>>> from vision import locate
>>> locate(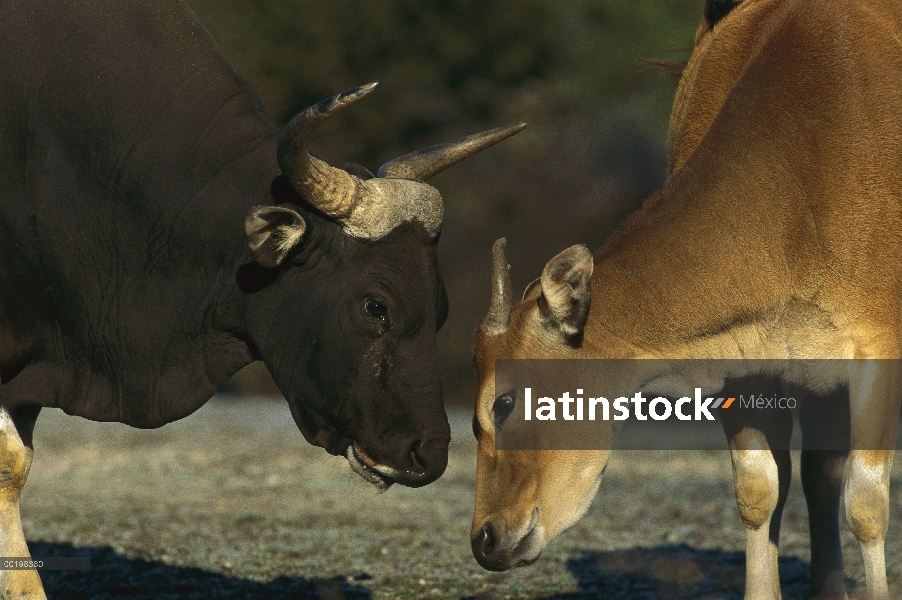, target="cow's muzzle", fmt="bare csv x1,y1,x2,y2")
472,508,544,571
